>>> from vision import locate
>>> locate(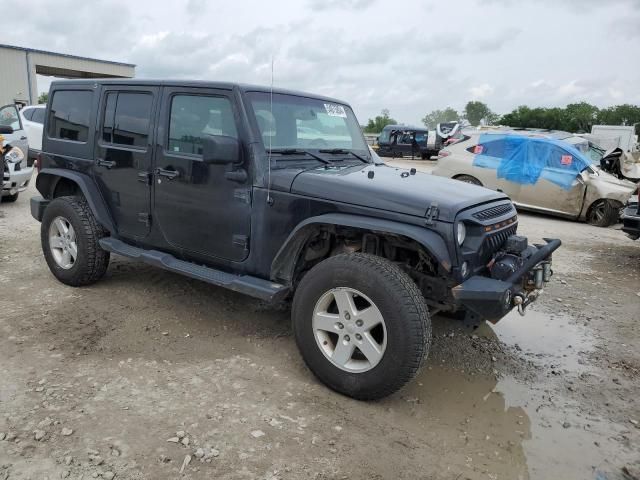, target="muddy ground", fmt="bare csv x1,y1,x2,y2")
1,173,639,480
